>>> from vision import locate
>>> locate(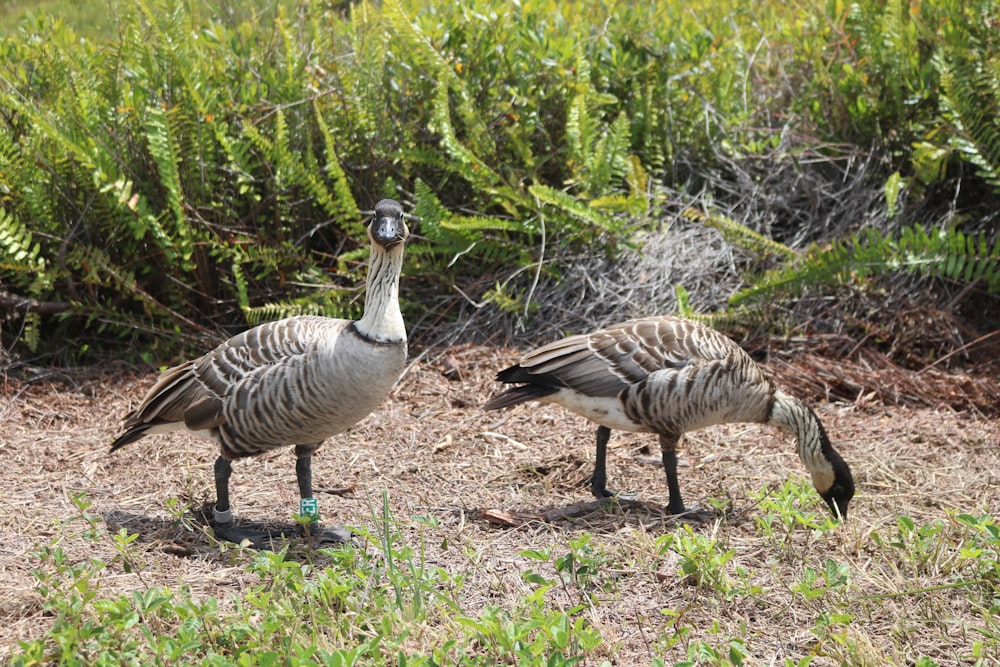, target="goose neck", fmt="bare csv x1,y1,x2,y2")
769,390,833,480
355,246,405,343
